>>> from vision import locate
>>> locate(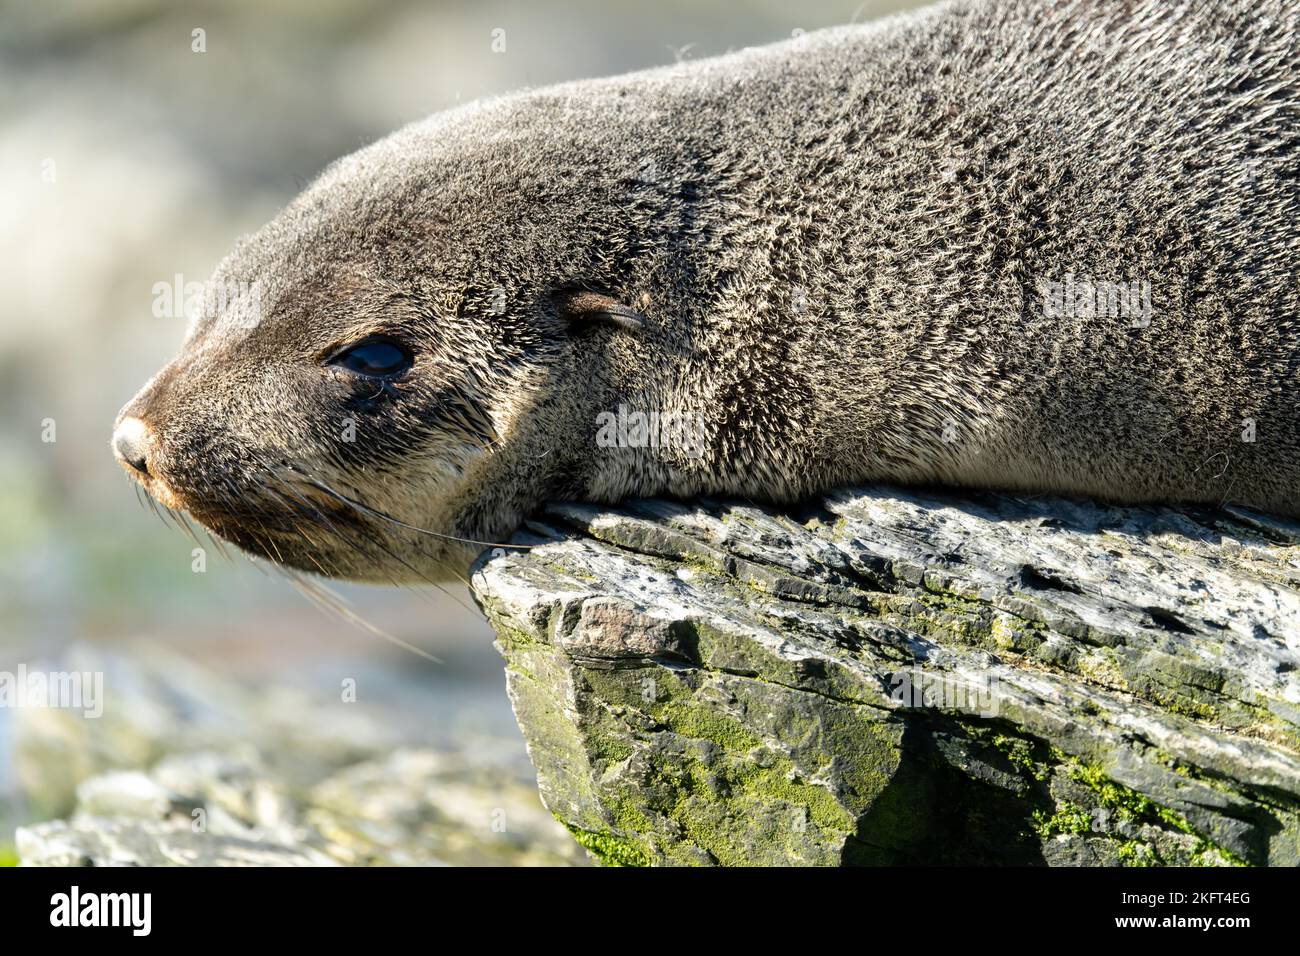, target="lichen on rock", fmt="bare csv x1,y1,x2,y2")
471,487,1300,866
